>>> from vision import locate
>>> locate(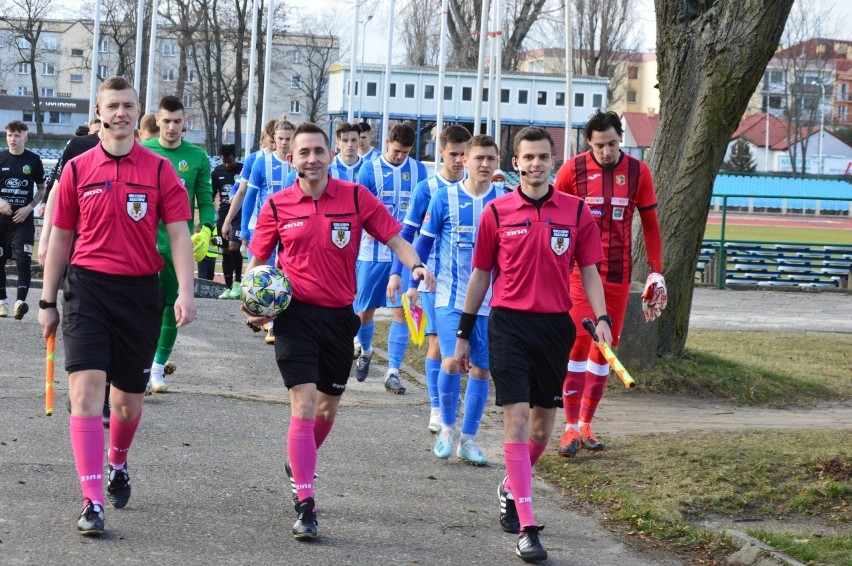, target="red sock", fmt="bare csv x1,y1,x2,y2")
108,410,141,468
562,361,586,425
580,358,610,423
70,415,105,506
504,442,535,529
314,417,334,449
287,417,316,502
